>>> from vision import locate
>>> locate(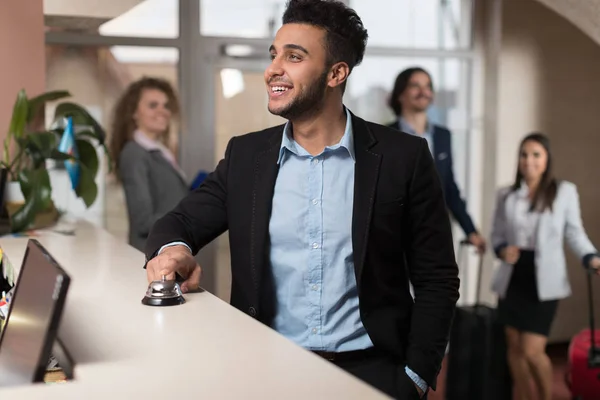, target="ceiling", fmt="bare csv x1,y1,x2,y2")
534,0,600,45
44,0,145,32
43,0,600,47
